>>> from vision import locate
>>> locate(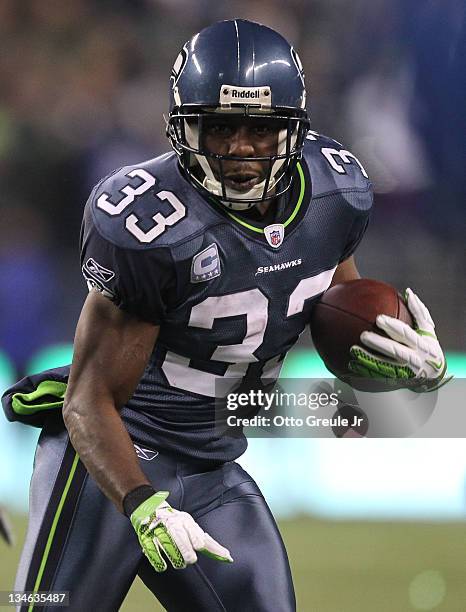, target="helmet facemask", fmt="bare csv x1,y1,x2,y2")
167,108,309,210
